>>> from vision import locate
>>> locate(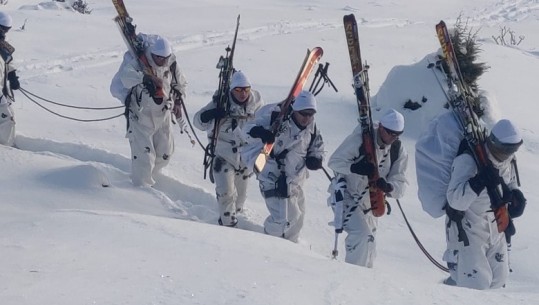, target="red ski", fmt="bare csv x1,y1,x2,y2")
254,47,323,173
112,0,165,101
344,14,386,217
436,20,509,232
